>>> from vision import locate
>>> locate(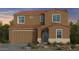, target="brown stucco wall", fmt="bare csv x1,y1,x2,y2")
9,9,70,44
49,25,69,38
45,10,69,26
14,14,41,25
44,10,69,39
37,10,69,38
